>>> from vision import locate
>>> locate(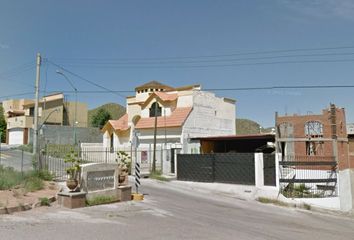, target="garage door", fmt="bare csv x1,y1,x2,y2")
8,128,24,145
